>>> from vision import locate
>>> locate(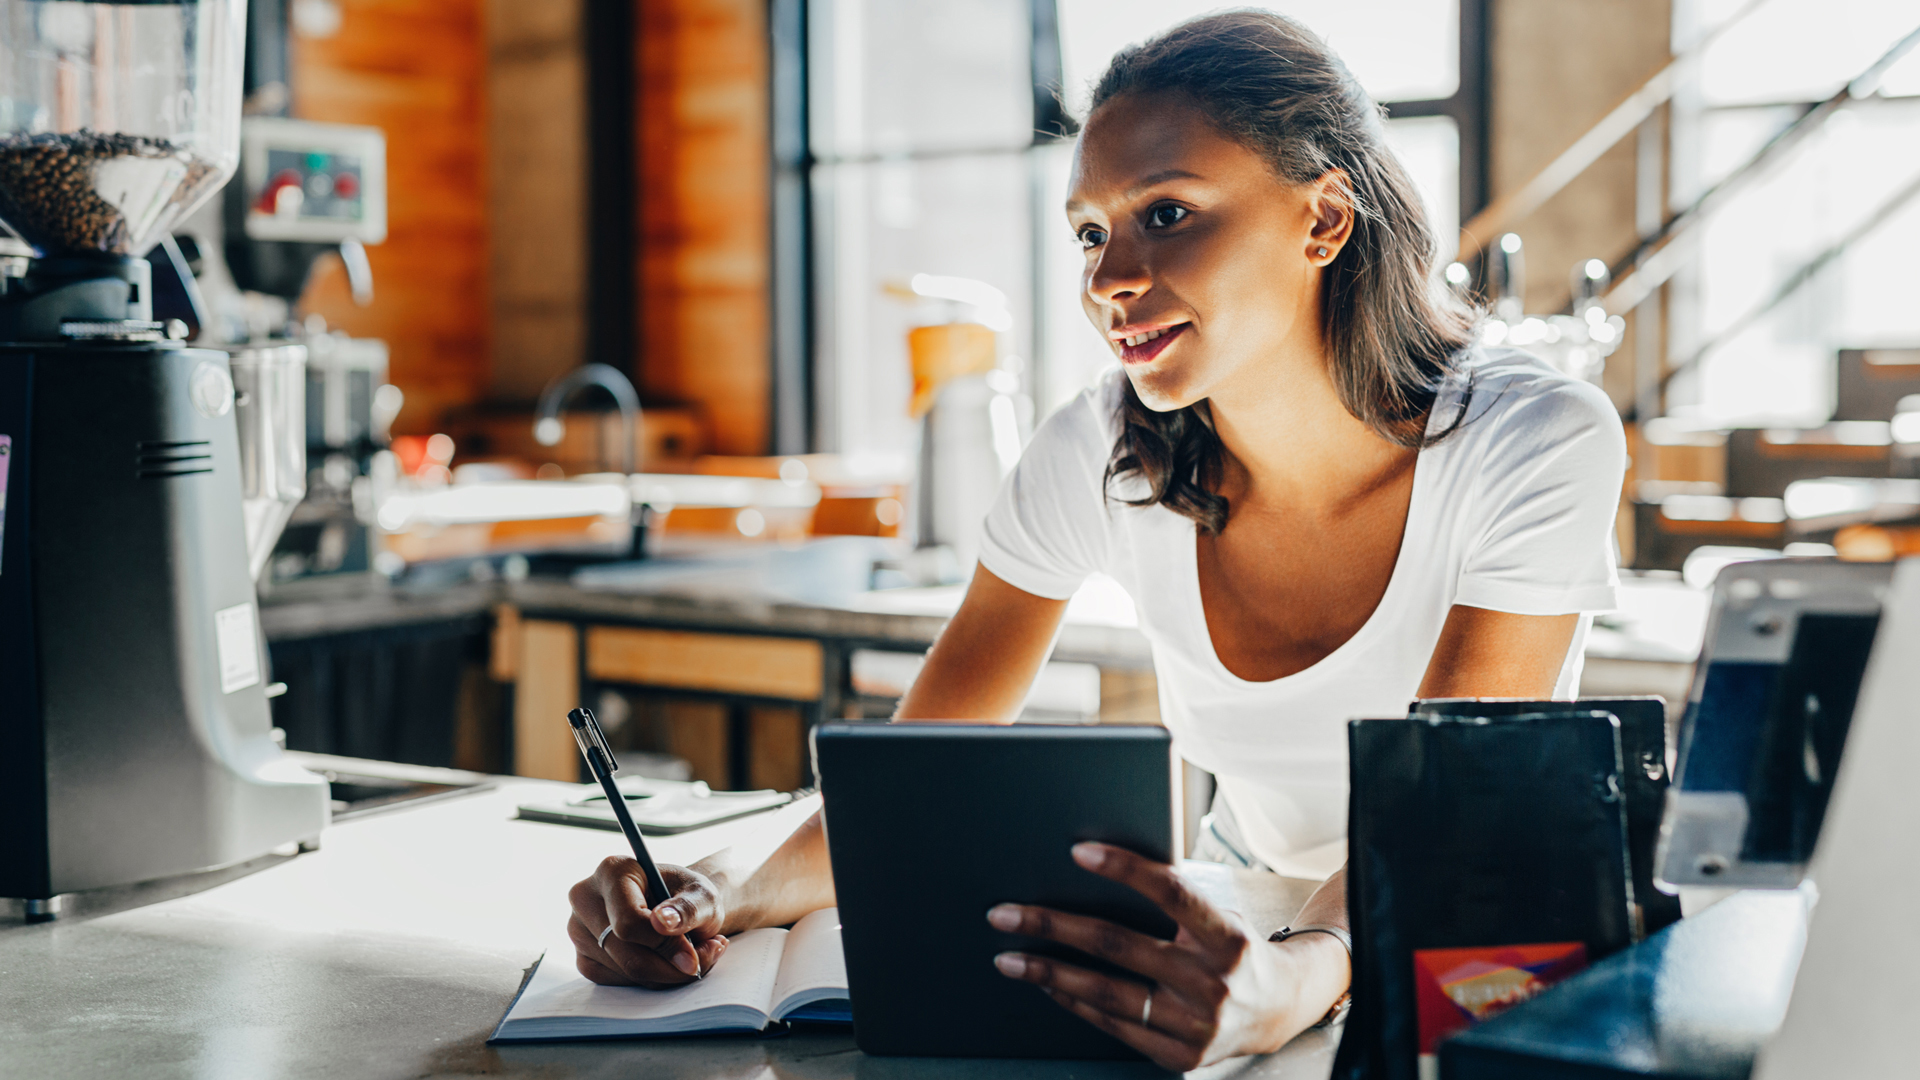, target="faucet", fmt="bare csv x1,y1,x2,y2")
533,363,642,475
339,238,375,307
